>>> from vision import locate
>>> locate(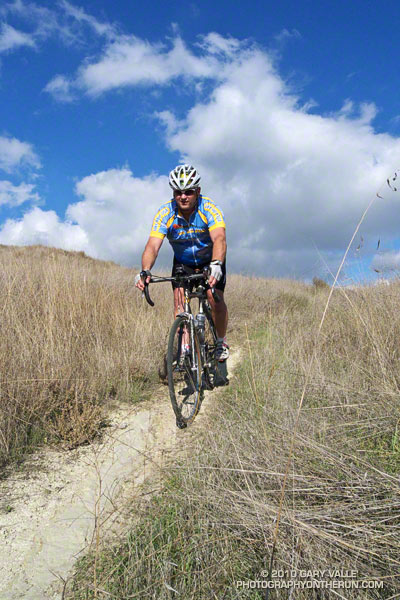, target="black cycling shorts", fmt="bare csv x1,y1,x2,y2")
172,257,226,292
